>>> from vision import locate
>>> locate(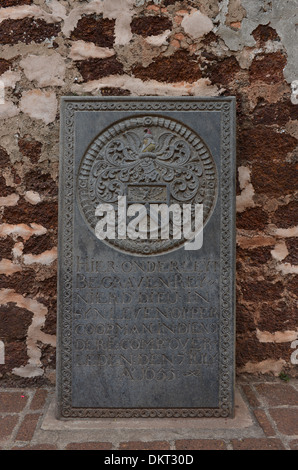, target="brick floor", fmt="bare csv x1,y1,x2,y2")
0,378,297,451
